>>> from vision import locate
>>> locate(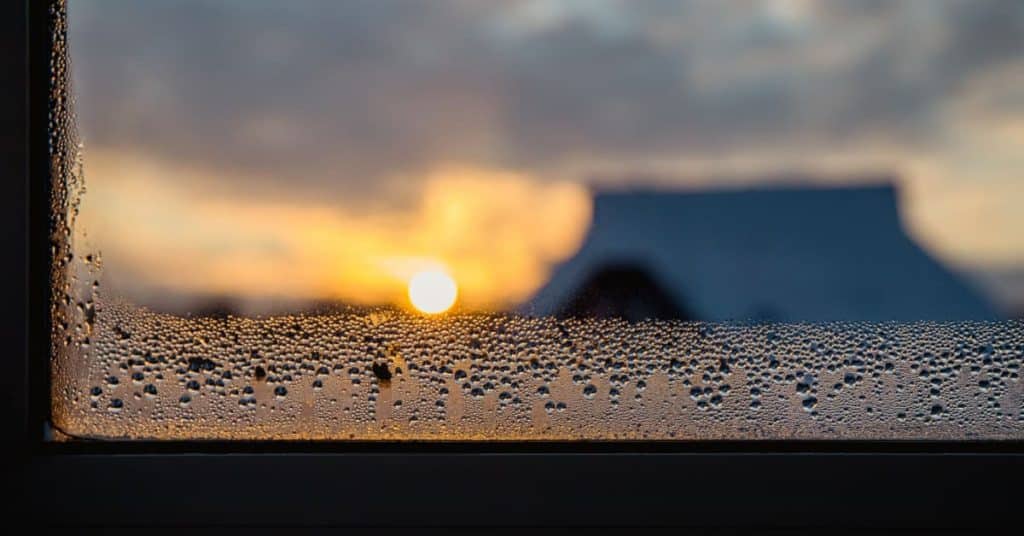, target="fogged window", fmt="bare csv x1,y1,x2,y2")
51,0,1024,440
